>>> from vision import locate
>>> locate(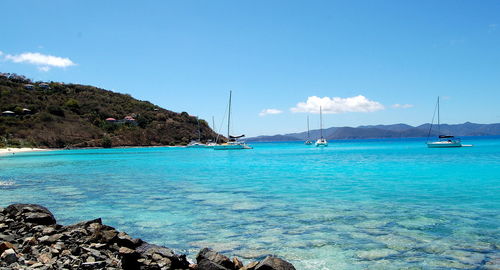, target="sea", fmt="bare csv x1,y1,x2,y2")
1,137,499,269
